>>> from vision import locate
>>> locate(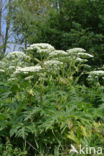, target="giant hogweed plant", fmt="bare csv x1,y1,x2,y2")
0,43,104,155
